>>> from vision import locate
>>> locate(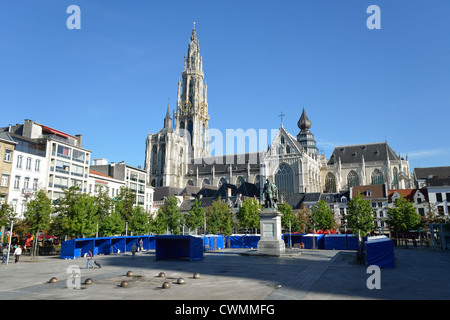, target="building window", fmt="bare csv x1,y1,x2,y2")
14,176,20,190
33,179,39,191
325,173,337,193
371,169,384,185
436,193,443,202
347,171,360,188
437,206,444,215
56,160,70,174
57,145,71,159
72,149,85,163
447,193,450,201
26,157,32,170
24,177,30,189
1,174,8,187
275,163,294,199
392,167,399,189
35,159,41,172
418,208,425,216
4,150,12,162
17,156,23,169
